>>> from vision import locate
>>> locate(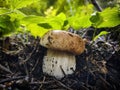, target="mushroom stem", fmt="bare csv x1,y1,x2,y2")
43,49,76,79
